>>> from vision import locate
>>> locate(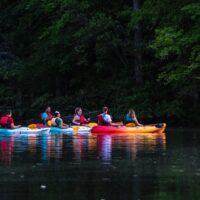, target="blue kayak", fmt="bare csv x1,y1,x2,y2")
0,126,91,135
50,127,74,133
